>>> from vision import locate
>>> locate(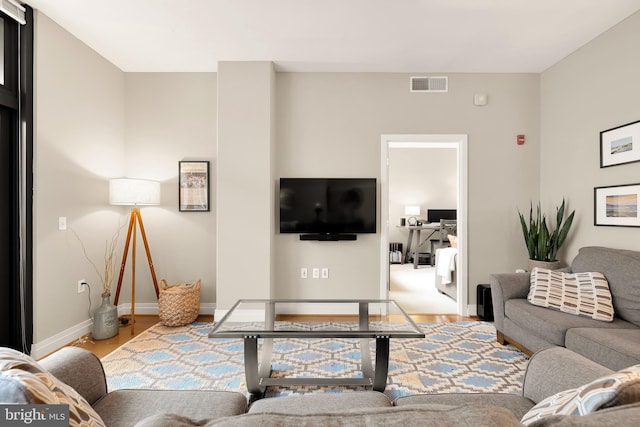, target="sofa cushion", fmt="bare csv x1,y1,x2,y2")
566,328,640,371
248,391,391,414
38,346,107,405
0,347,106,427
528,268,614,322
395,392,535,420
520,364,640,425
571,246,640,326
528,402,640,427
504,300,634,347
522,347,614,405
135,404,523,427
93,389,248,426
